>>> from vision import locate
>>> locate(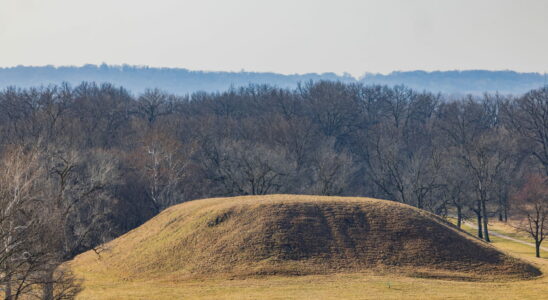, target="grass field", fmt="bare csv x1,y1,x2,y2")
72,198,548,299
